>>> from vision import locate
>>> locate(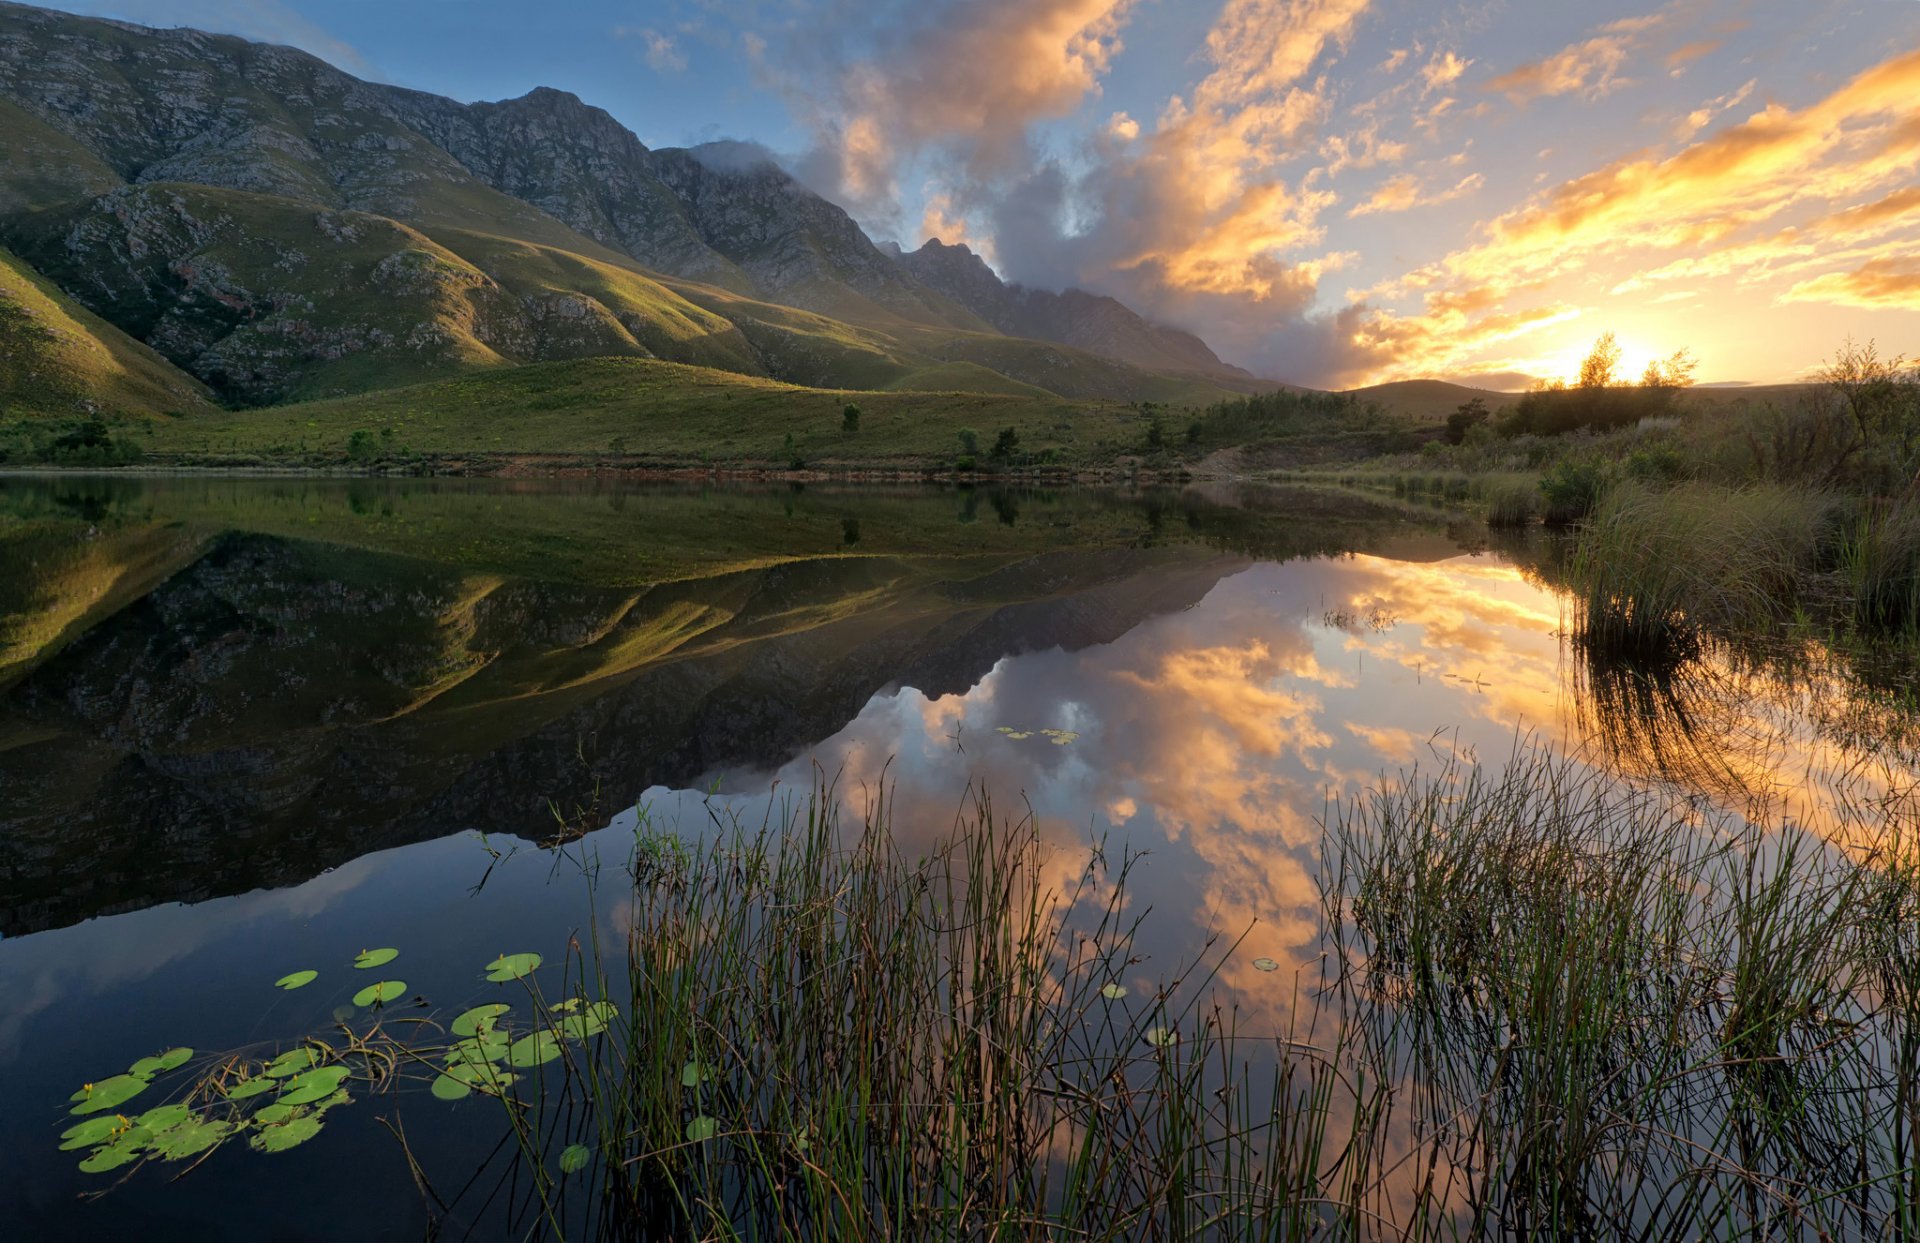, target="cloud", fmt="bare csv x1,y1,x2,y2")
1783,257,1920,309
754,0,1135,217
50,0,374,76
1484,13,1663,103
620,26,689,73
1335,45,1920,382
1421,50,1471,94
1347,170,1483,217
